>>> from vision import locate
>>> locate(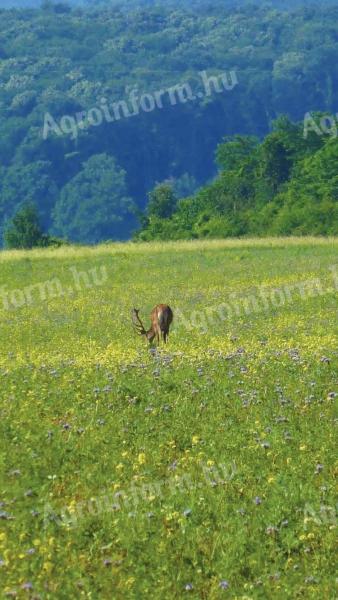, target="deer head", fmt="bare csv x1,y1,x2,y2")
131,308,146,335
